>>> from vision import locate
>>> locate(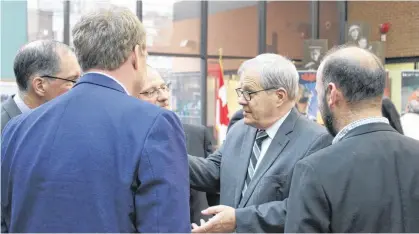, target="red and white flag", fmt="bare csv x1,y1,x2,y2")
215,59,230,144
